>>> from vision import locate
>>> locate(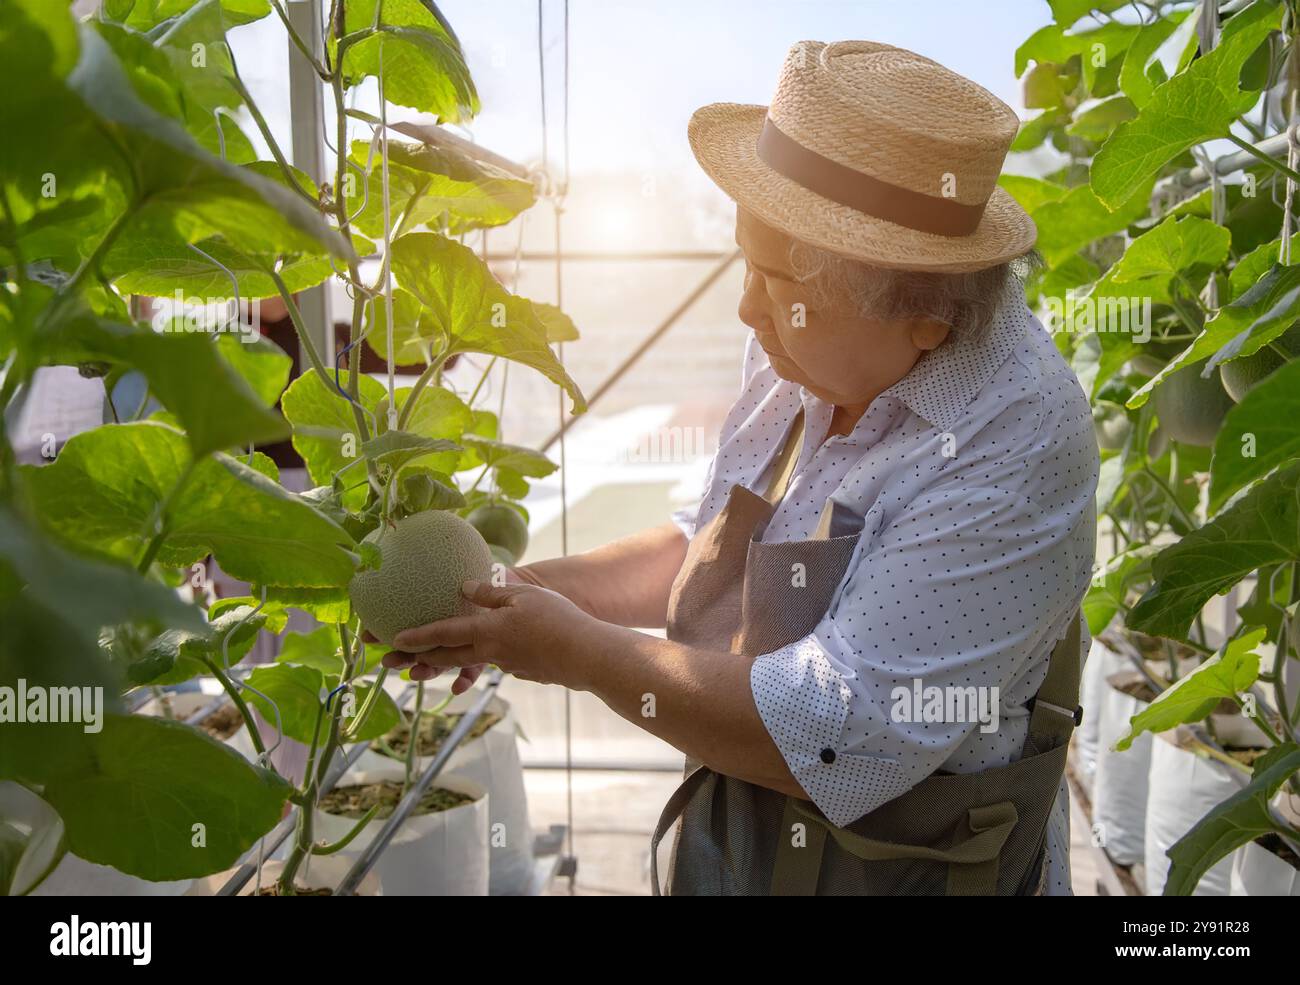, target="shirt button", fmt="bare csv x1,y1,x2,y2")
820,748,836,764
